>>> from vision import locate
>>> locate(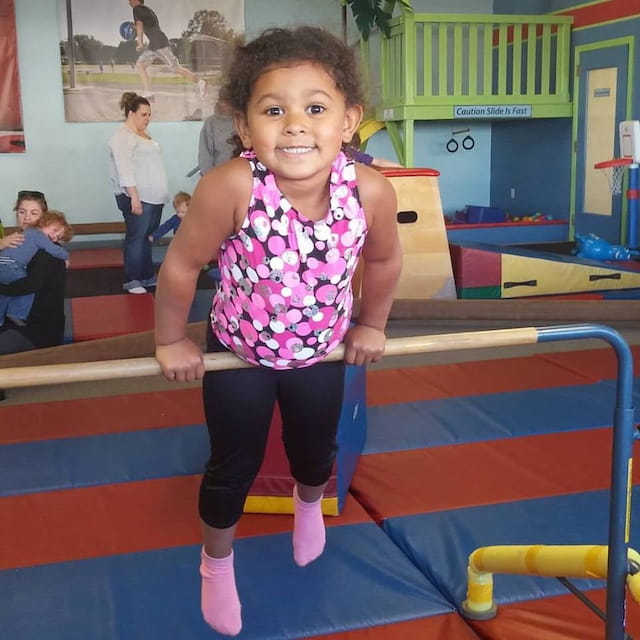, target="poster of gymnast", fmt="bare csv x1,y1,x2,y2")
0,0,25,153
56,0,244,122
